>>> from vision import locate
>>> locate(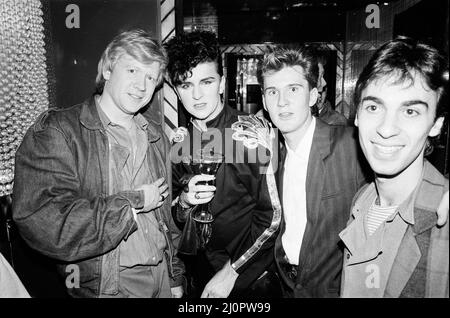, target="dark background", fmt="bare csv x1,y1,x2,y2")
45,0,163,125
